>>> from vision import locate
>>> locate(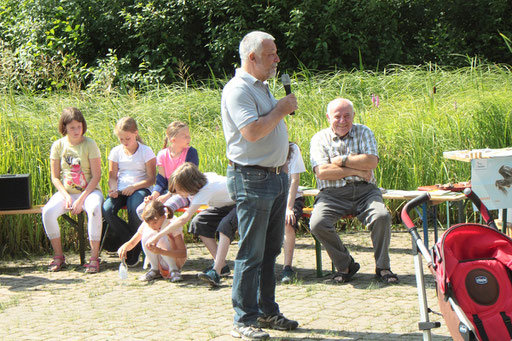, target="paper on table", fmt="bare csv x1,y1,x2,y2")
443,148,512,161
385,190,425,197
